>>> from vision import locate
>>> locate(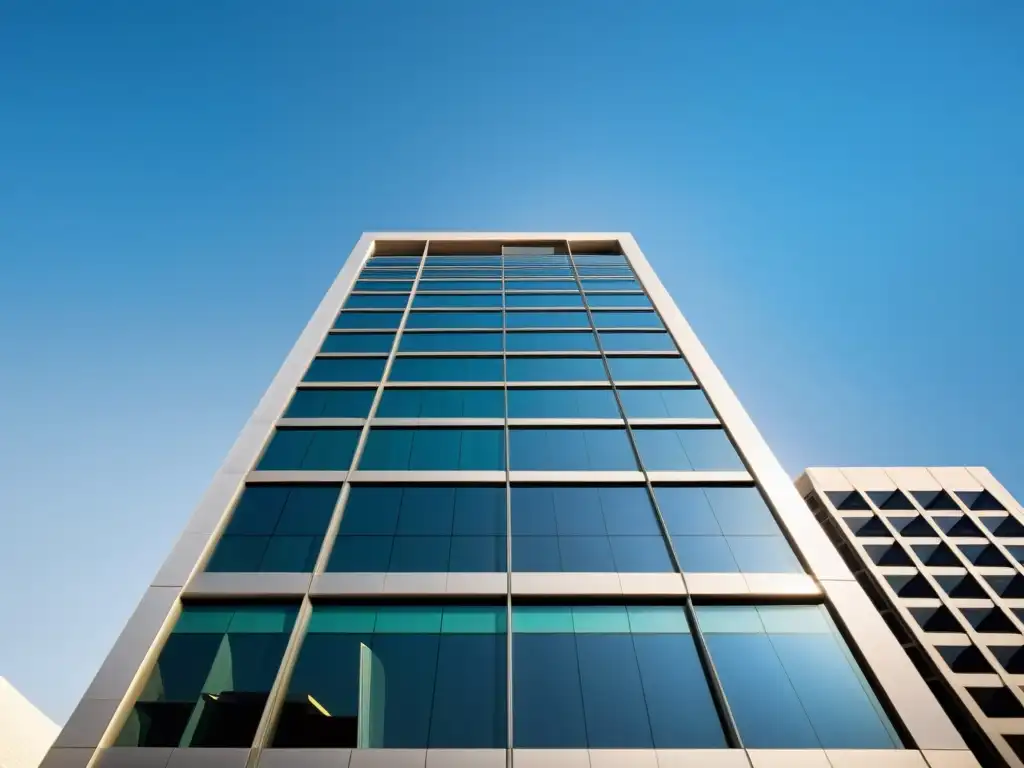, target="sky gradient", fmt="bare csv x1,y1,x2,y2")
1,2,1022,723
